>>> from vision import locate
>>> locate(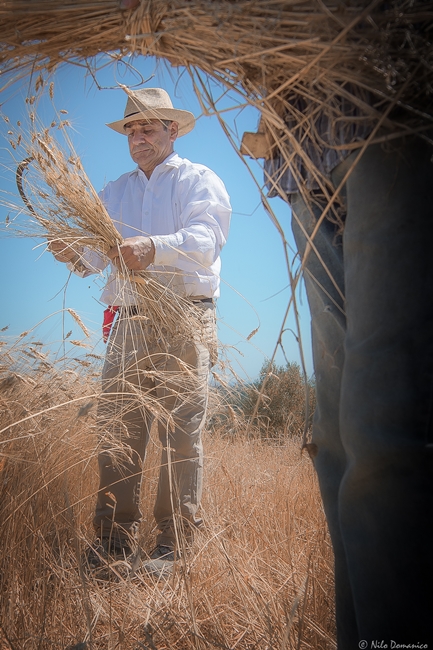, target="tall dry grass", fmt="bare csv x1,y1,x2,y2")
0,335,335,650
